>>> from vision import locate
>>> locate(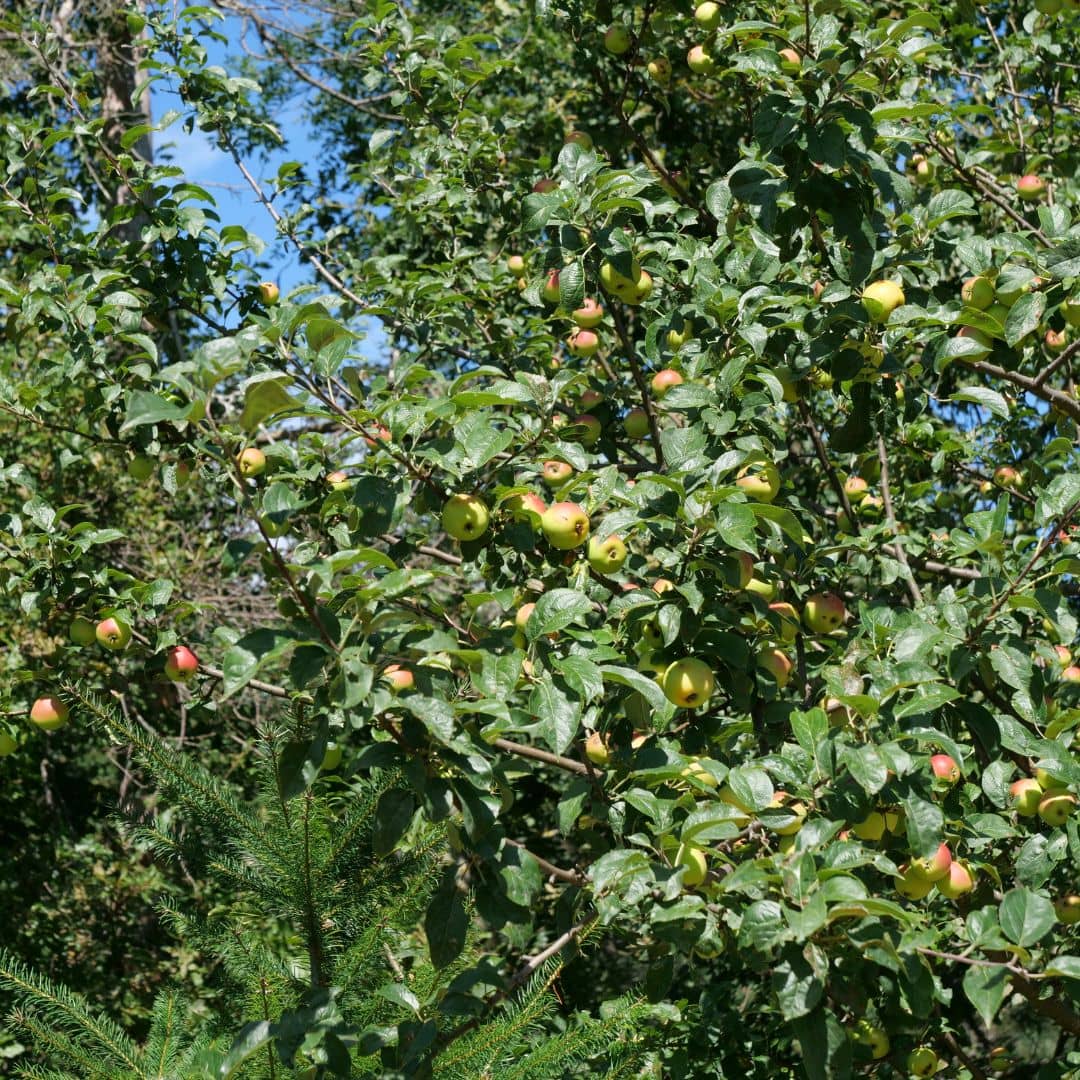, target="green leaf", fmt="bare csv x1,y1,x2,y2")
526,589,592,639
239,375,301,431
426,872,468,969
601,665,670,713
950,386,1009,418
529,672,581,754
1044,956,1080,980
120,390,189,432
790,1007,852,1080
373,790,416,856
999,887,1056,947
962,964,1010,1028
1004,291,1045,346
